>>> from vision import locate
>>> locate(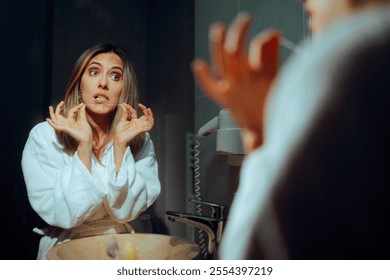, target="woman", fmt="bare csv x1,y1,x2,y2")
21,44,161,259
193,0,390,258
